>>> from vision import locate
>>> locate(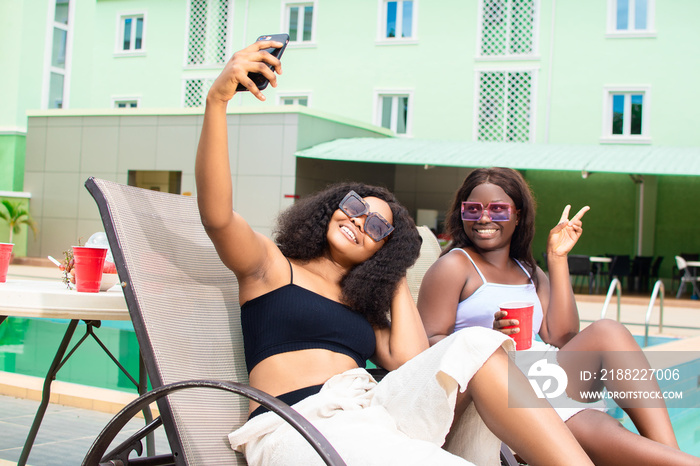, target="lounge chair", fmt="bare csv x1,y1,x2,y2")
82,177,343,465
